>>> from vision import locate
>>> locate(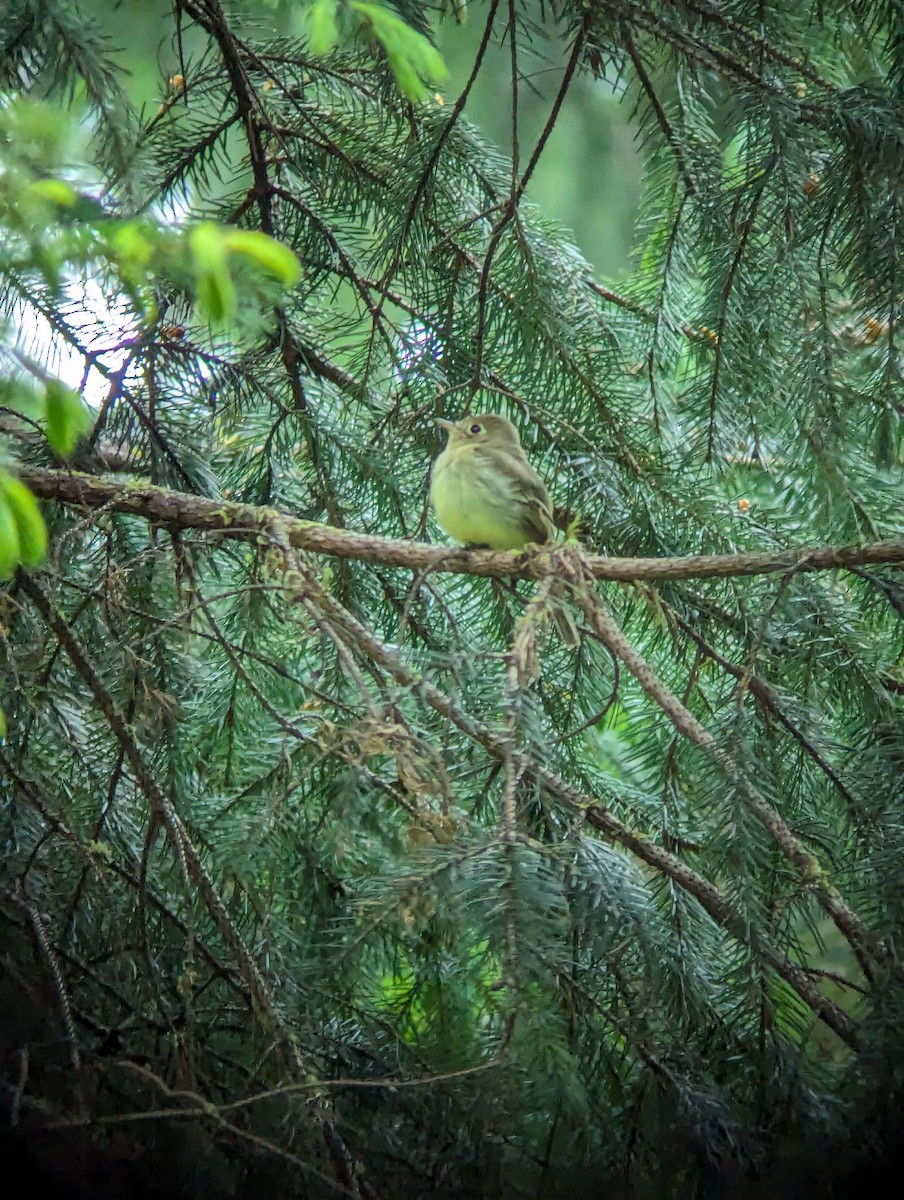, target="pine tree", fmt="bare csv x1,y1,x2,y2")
2,1,904,1196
